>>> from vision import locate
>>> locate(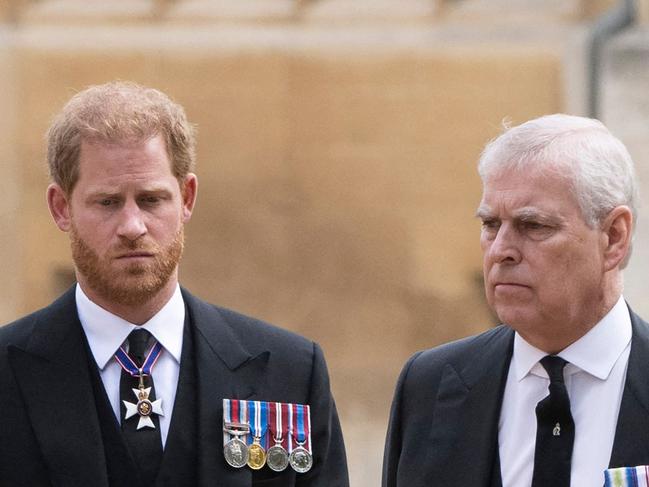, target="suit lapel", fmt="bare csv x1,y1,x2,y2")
7,288,108,486
428,327,513,486
609,309,649,467
183,290,270,487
